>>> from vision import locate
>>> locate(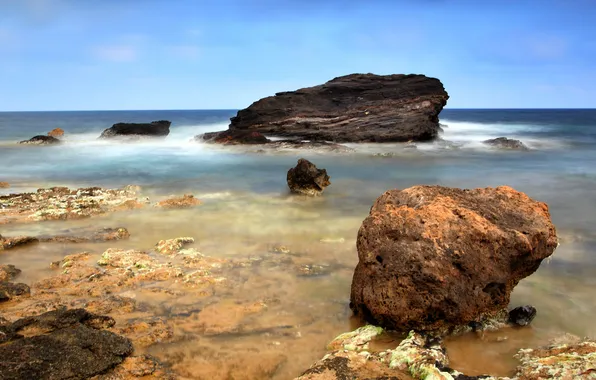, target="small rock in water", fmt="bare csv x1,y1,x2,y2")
287,158,330,196
47,128,65,137
484,137,529,151
508,305,537,326
0,182,9,188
